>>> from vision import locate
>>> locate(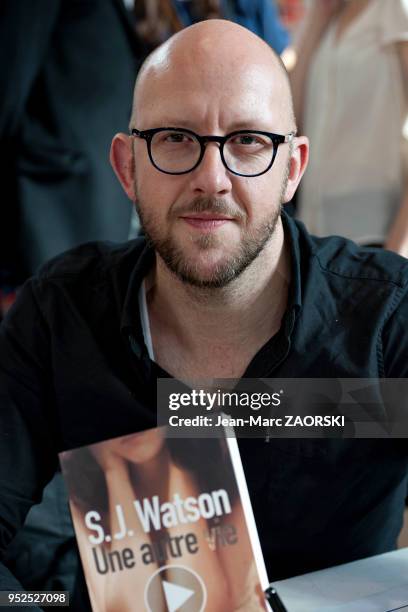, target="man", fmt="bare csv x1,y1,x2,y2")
1,19,408,609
